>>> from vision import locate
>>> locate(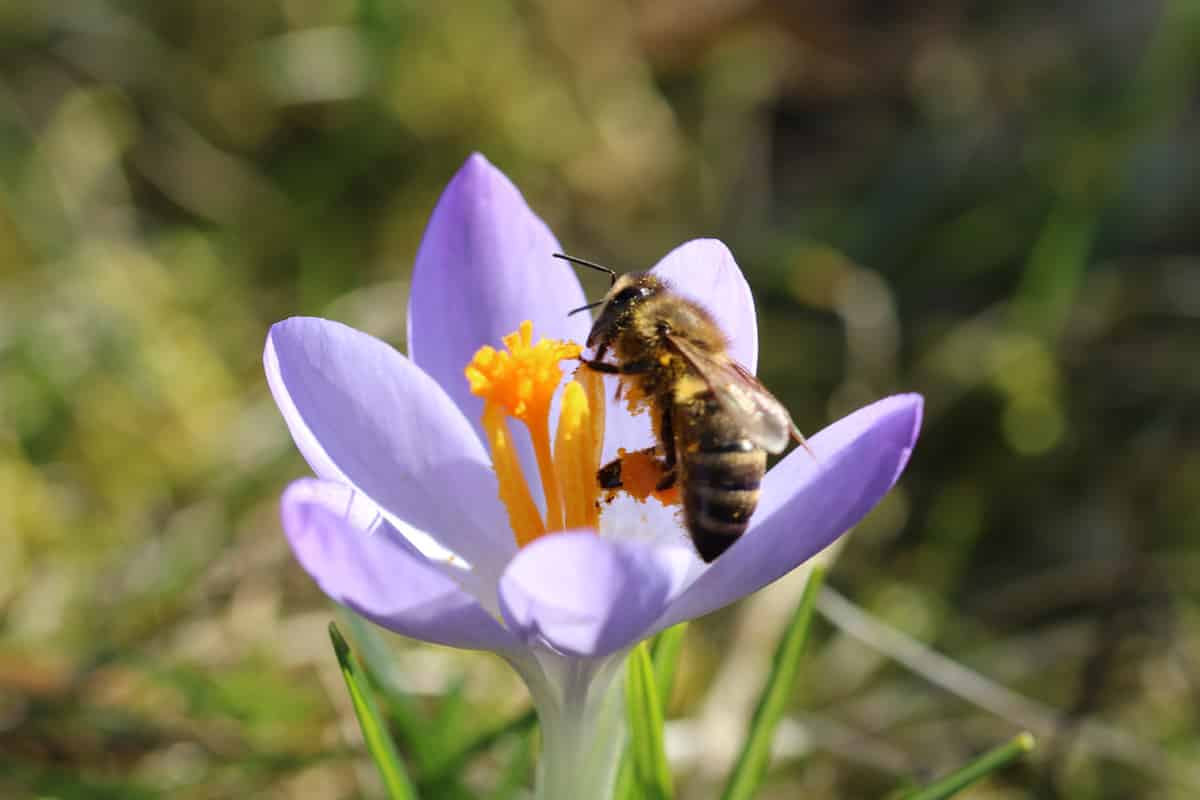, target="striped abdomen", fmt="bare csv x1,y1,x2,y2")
675,397,767,562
